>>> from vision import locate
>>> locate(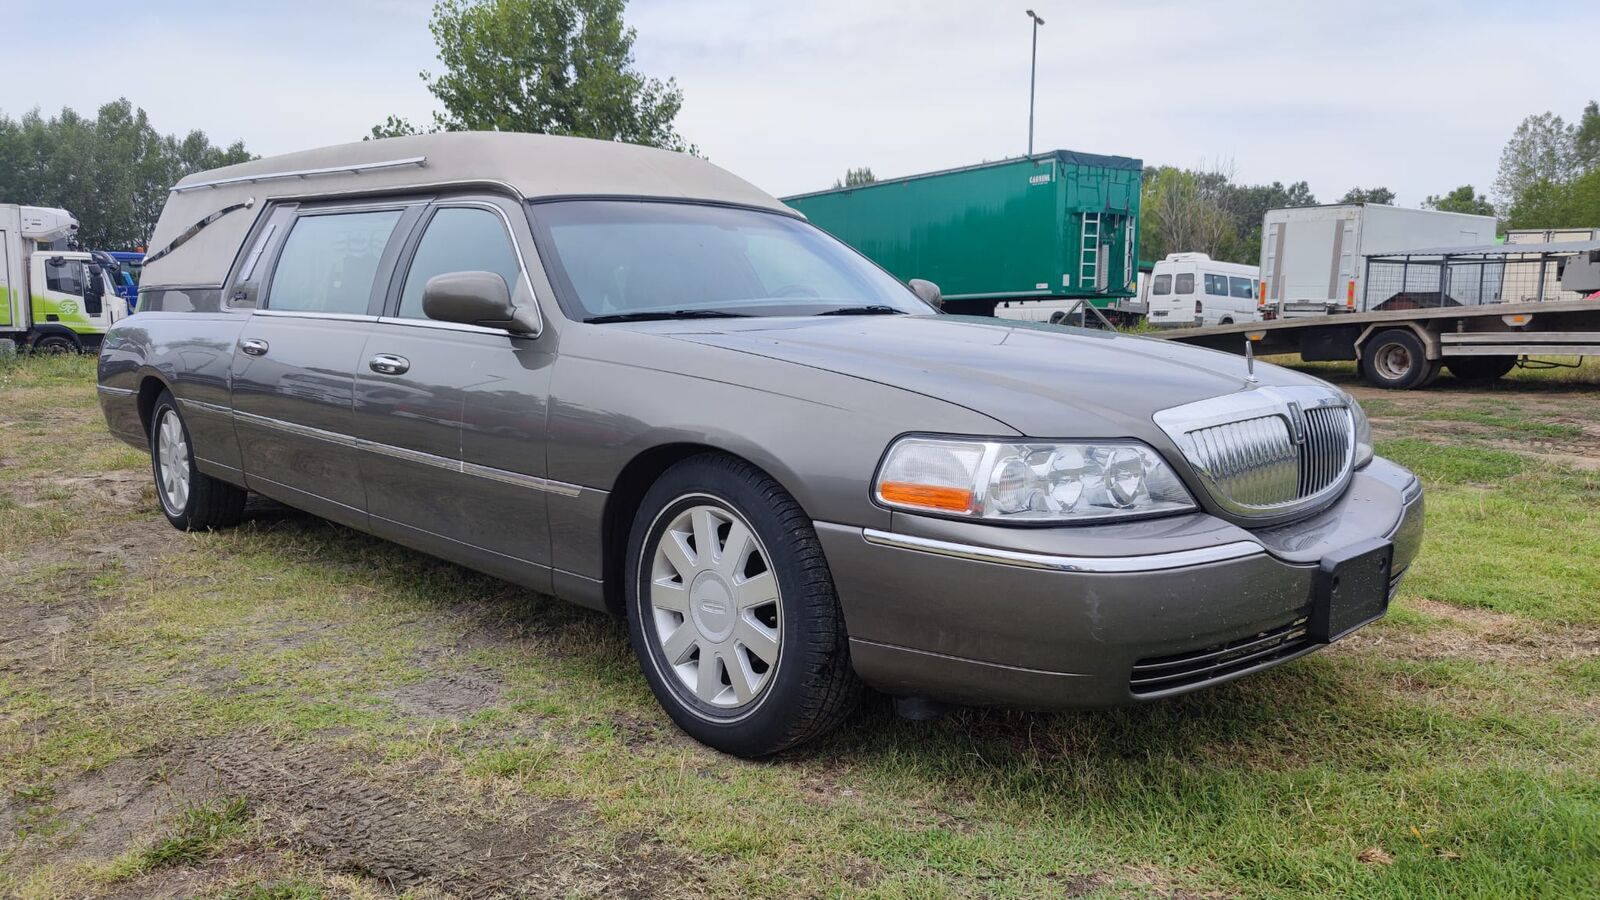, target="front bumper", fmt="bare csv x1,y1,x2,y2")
818,457,1424,708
